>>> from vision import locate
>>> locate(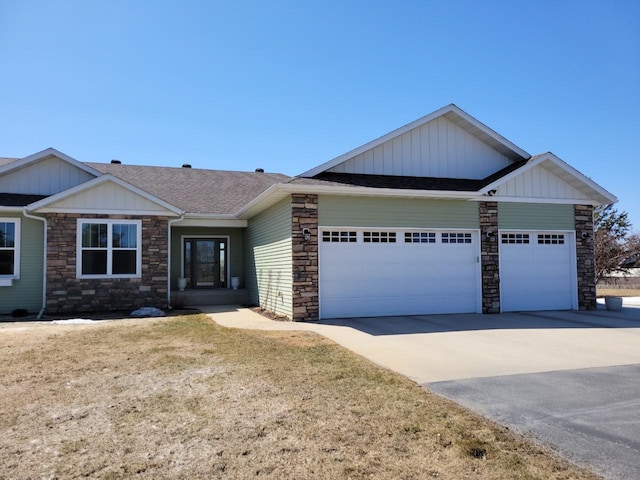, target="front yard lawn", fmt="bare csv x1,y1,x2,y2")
0,315,599,479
